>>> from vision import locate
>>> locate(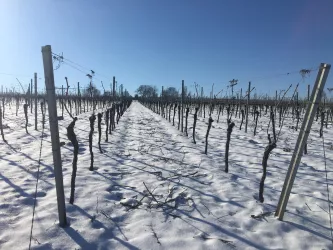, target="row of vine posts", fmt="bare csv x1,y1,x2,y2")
139,64,332,221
